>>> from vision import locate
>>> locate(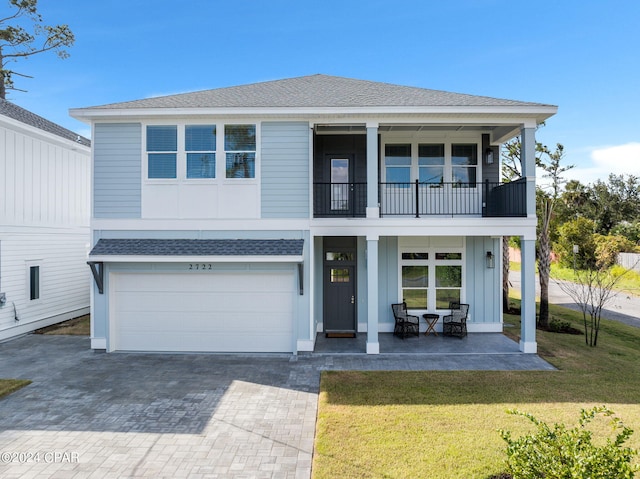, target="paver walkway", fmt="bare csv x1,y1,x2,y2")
0,334,553,478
